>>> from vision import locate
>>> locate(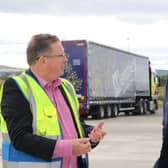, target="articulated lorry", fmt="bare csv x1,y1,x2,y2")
62,40,159,119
